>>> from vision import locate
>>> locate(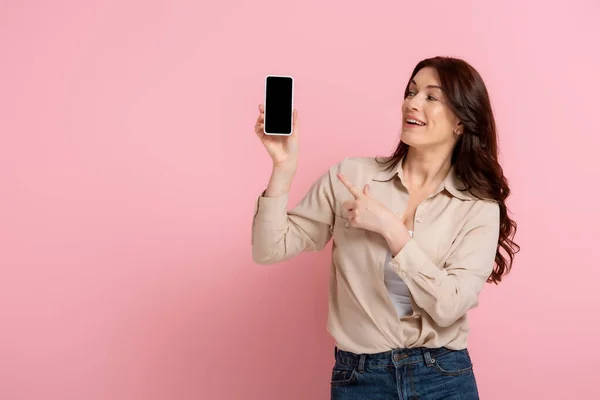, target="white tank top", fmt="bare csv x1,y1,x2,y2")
383,230,414,317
